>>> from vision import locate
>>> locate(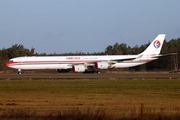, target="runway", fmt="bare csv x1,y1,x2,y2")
0,72,179,80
